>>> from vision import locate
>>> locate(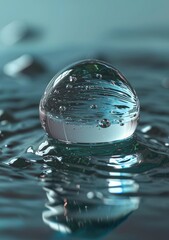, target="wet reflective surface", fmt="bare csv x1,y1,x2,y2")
0,48,169,240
